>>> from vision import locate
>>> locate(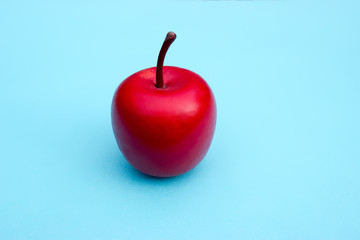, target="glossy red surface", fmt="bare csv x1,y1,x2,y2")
111,66,216,177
